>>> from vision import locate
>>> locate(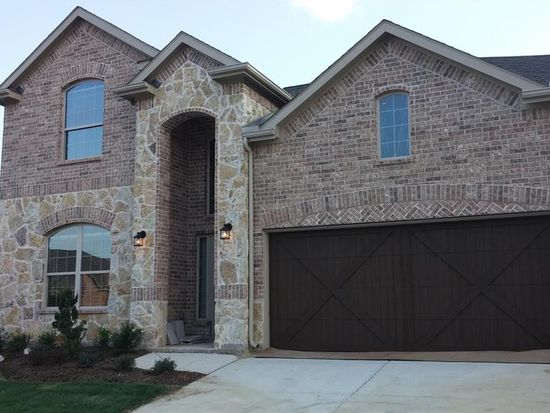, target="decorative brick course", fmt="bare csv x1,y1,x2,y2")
261,184,550,228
